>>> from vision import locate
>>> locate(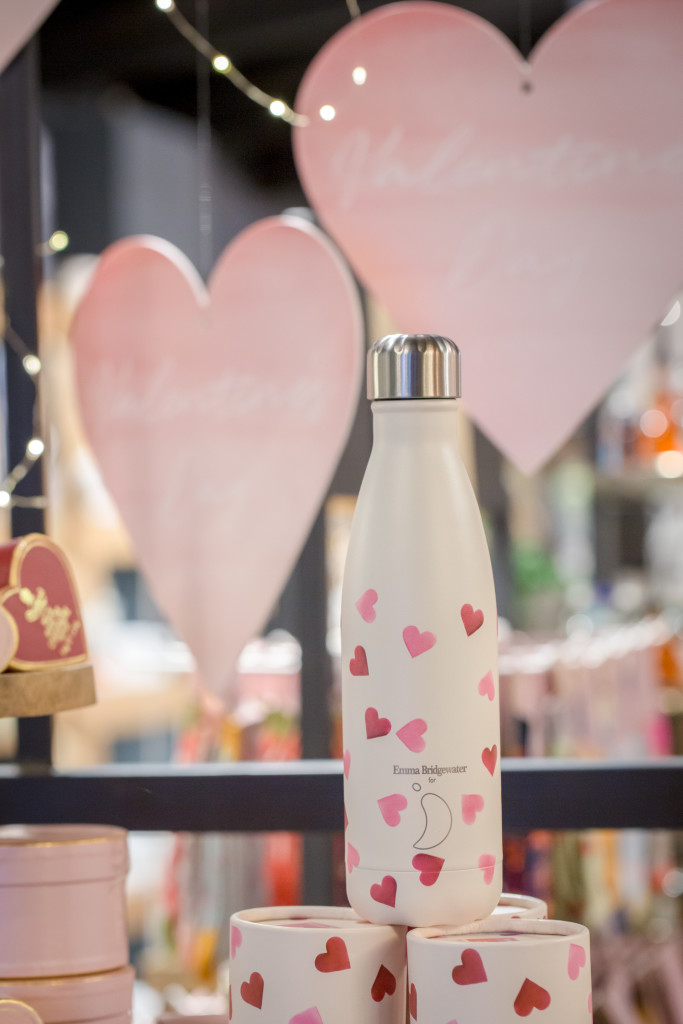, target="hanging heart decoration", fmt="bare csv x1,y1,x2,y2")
71,218,363,702
0,2,61,73
294,0,683,472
